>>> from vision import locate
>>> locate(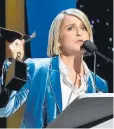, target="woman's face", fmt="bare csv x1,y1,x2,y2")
59,15,90,56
